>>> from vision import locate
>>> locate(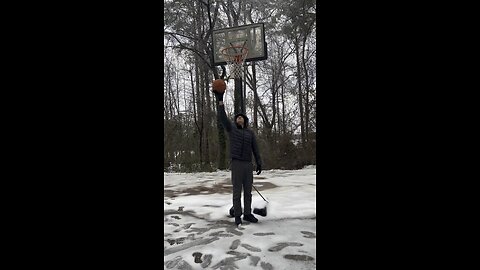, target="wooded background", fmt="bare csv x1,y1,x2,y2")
164,0,316,172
